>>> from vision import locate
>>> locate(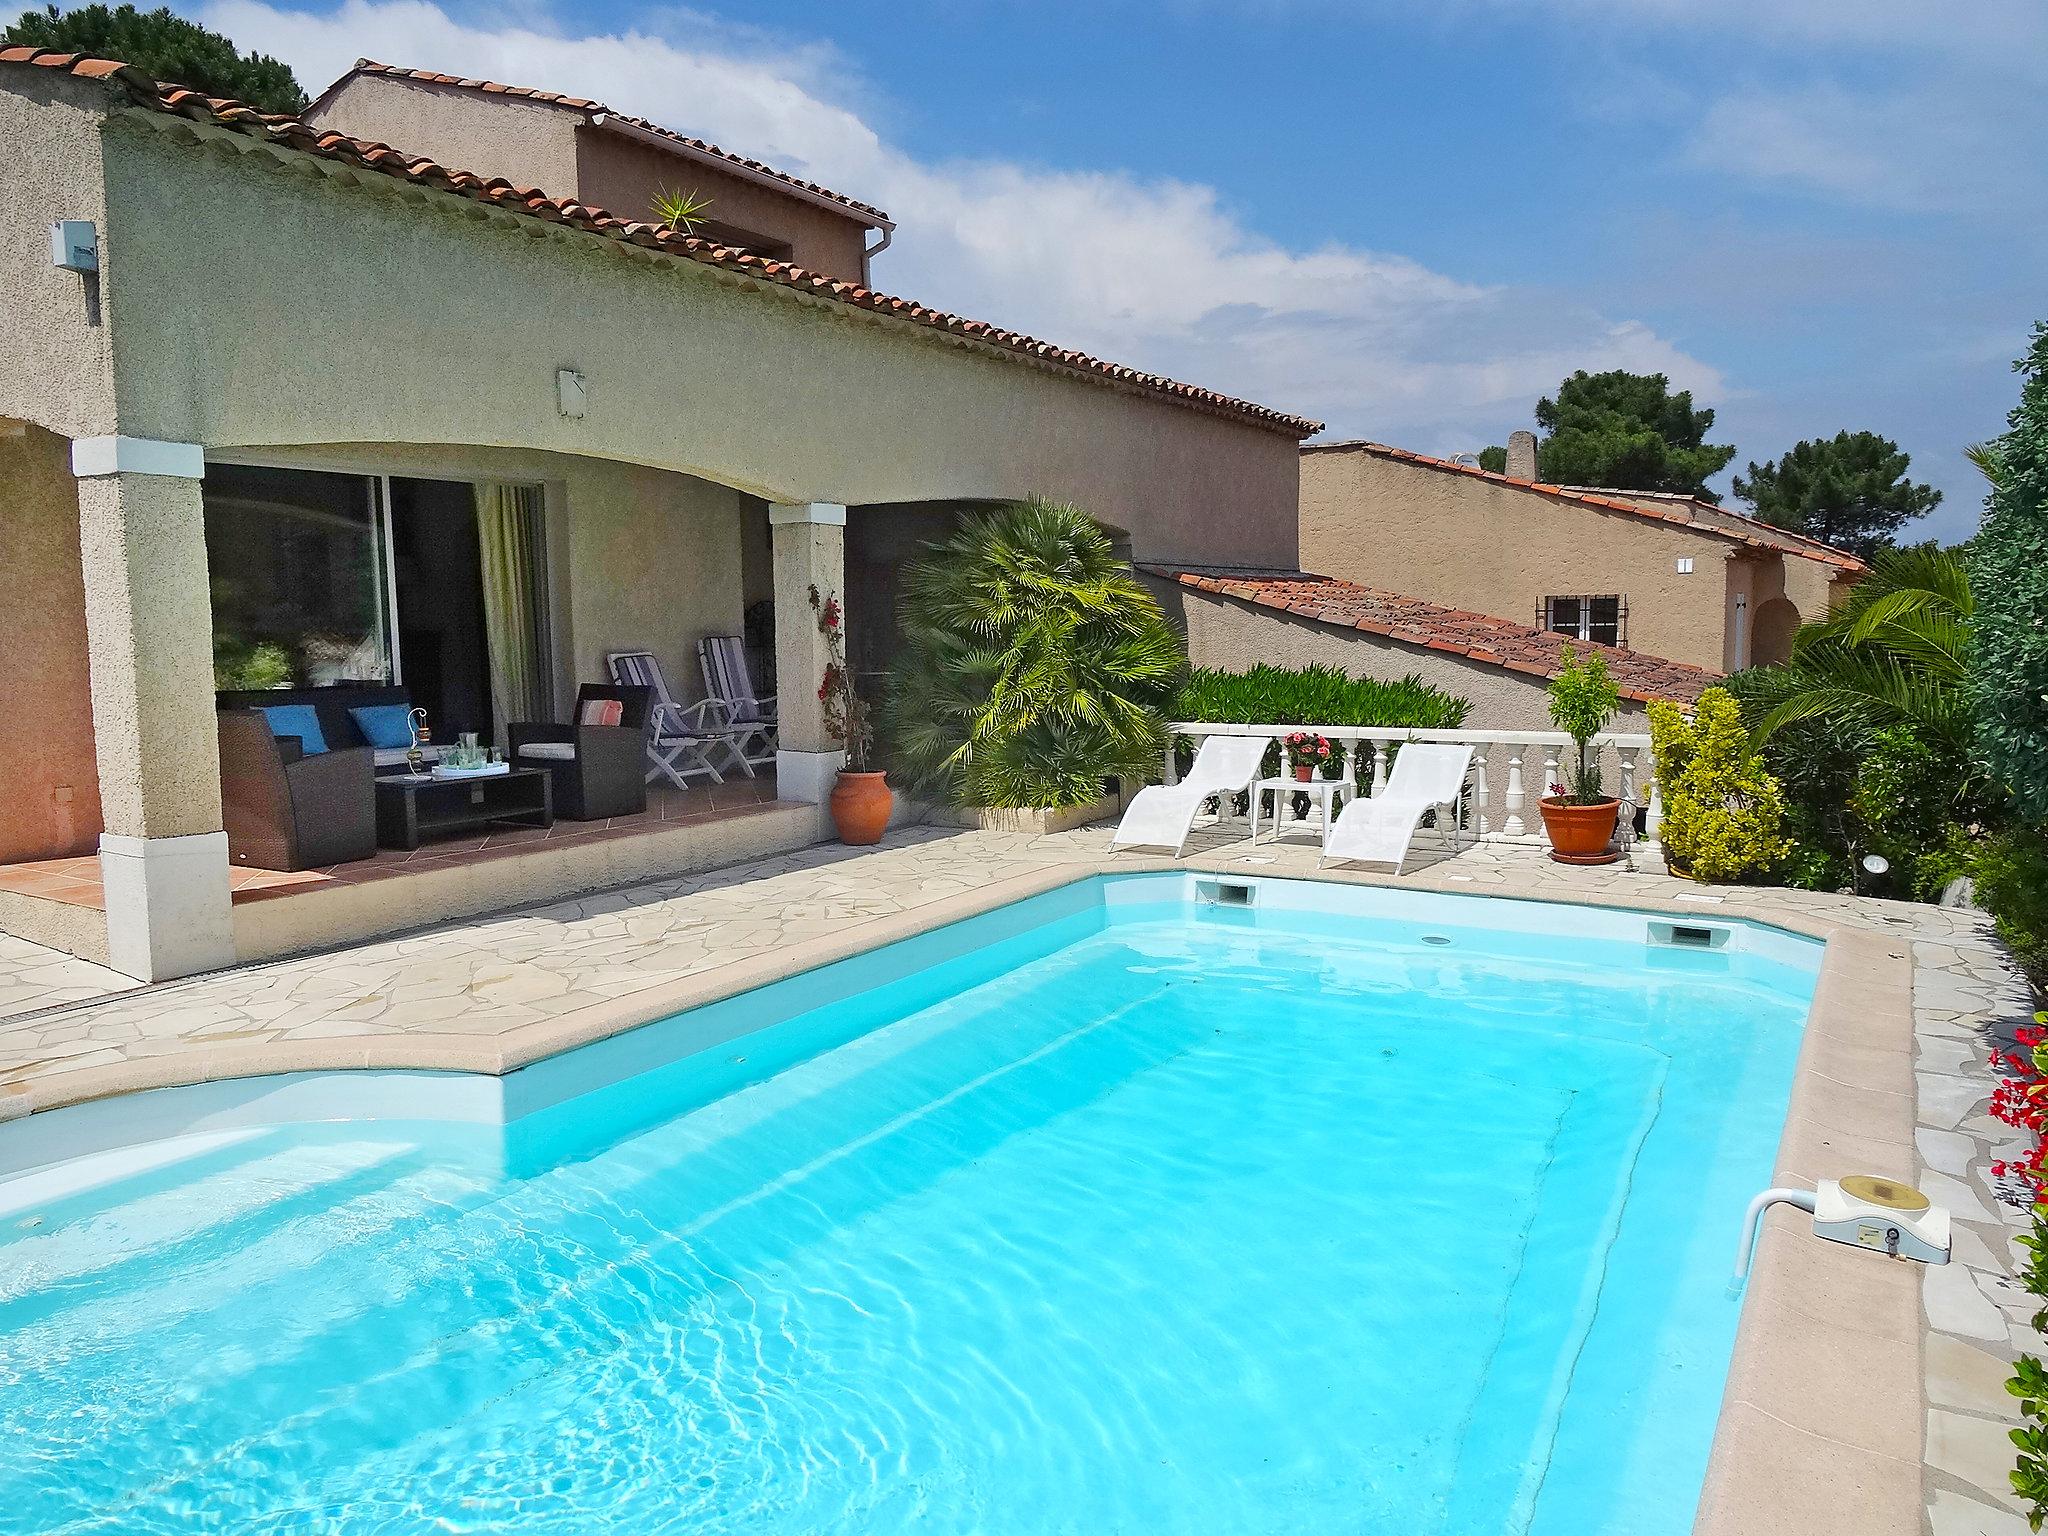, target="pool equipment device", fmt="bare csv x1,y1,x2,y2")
1733,1176,1950,1282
